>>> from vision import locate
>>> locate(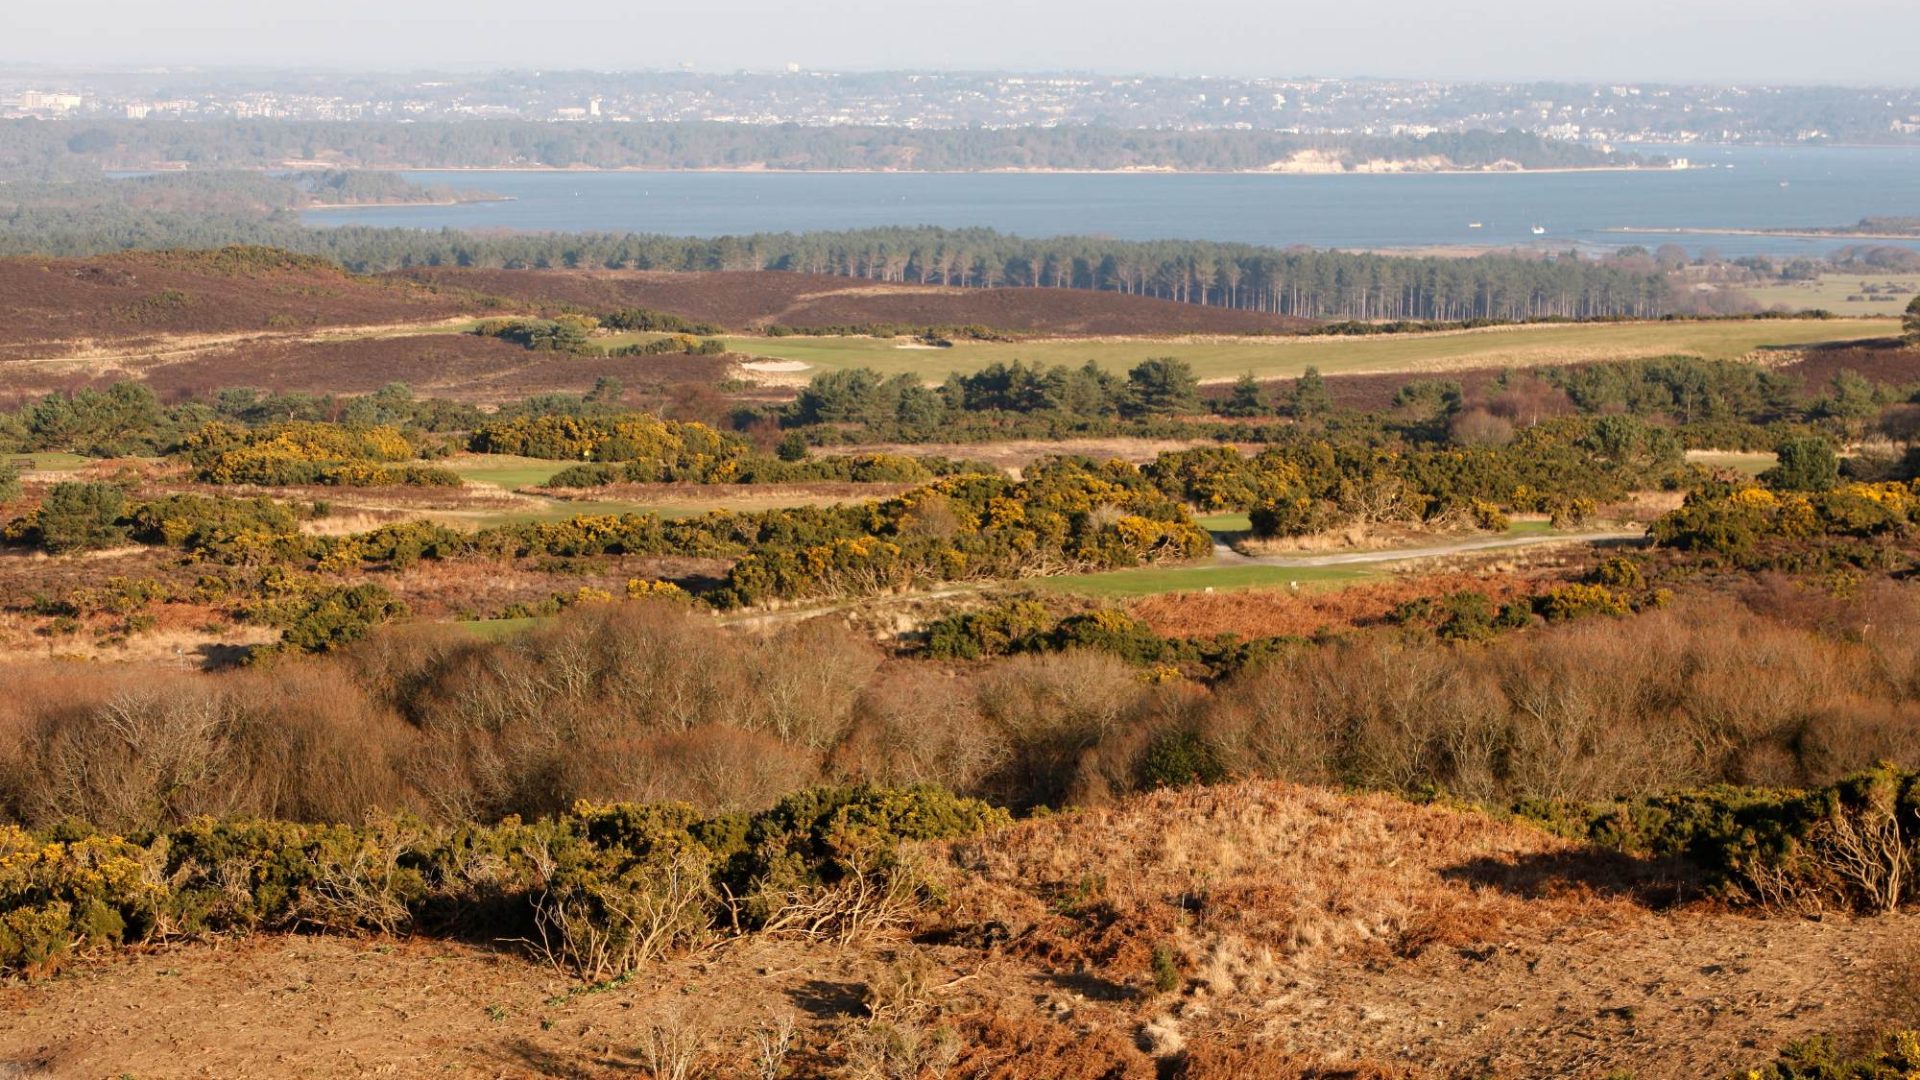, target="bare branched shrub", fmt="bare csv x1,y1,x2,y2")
1494,623,1706,802
972,651,1145,807
1202,645,1339,787
637,725,819,814
733,618,879,752
531,845,716,981
833,665,1005,791
760,849,924,944
290,822,422,936
220,665,416,822
750,1012,798,1080
842,1017,959,1080
1815,794,1911,913
635,1007,711,1080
